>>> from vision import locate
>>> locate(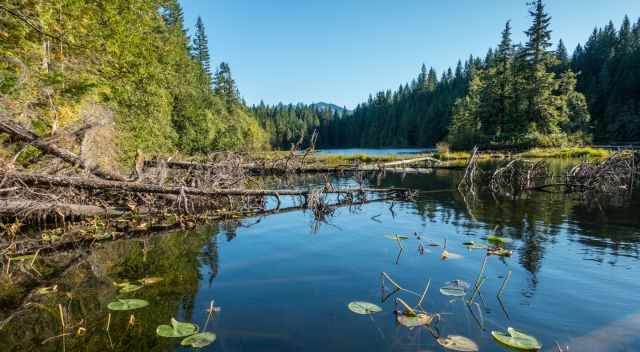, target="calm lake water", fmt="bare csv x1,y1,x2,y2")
314,148,434,156
2,158,640,351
